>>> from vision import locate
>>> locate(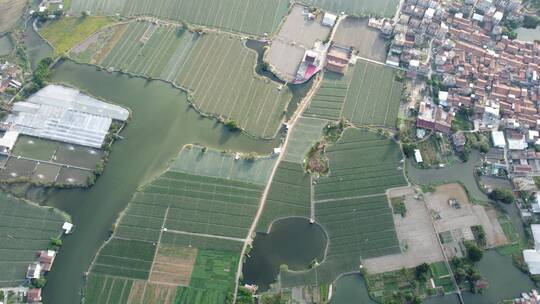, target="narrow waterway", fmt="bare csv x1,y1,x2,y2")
407,150,488,202
243,217,327,291
42,61,279,304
